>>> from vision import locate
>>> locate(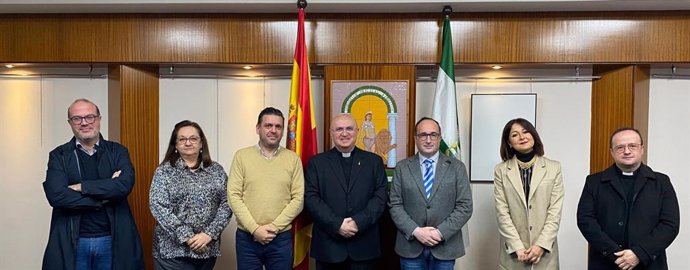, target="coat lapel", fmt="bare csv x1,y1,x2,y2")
407,154,427,200
326,148,349,192
506,158,528,207
347,148,363,192
429,154,450,201
632,163,655,199
601,166,626,199
528,156,547,203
